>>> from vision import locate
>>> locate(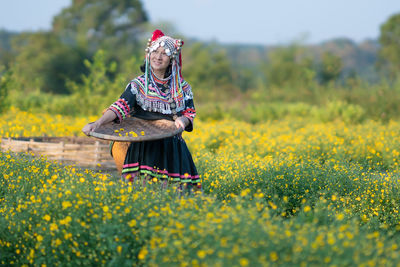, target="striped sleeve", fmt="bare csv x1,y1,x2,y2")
182,83,196,132
108,82,137,122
